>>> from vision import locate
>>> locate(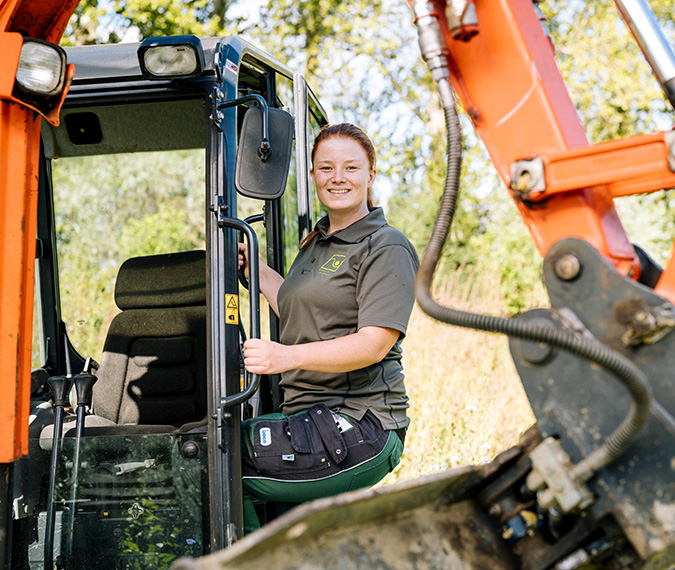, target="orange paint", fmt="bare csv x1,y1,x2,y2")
417,0,675,297
0,0,78,461
0,101,41,461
